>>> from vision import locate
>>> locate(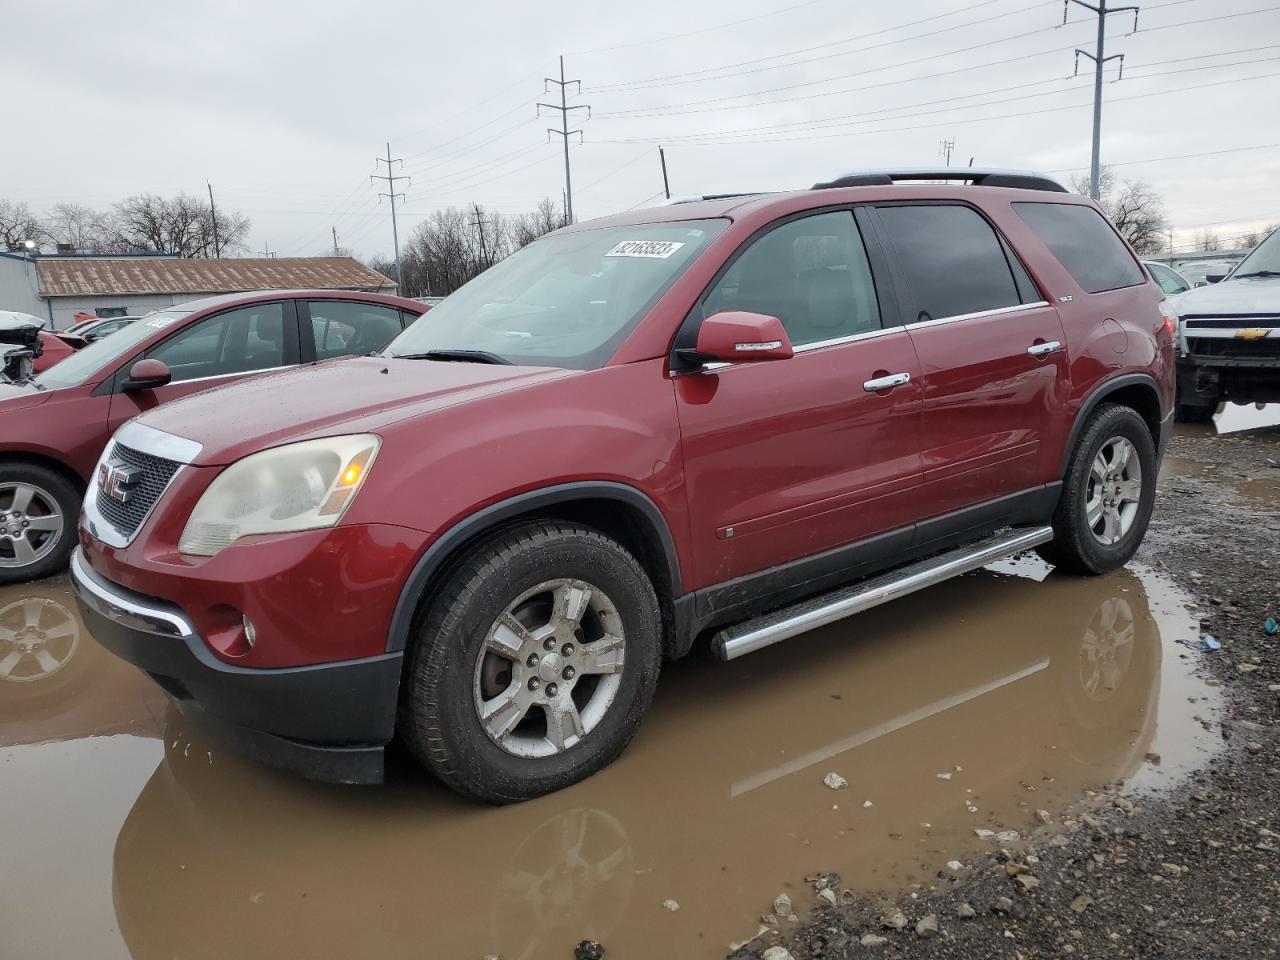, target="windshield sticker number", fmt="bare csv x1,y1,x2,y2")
605,240,686,259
